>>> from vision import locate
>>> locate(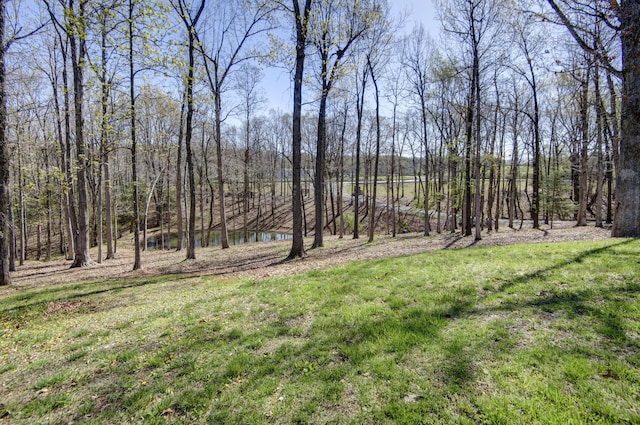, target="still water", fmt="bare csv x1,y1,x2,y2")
146,230,292,251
